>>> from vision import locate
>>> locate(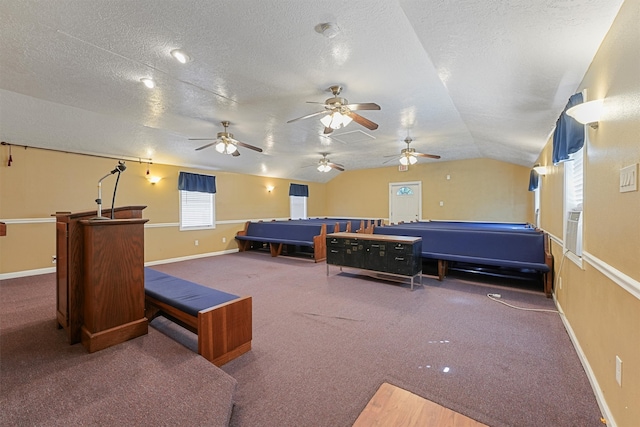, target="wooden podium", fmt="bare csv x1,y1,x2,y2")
54,206,148,352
